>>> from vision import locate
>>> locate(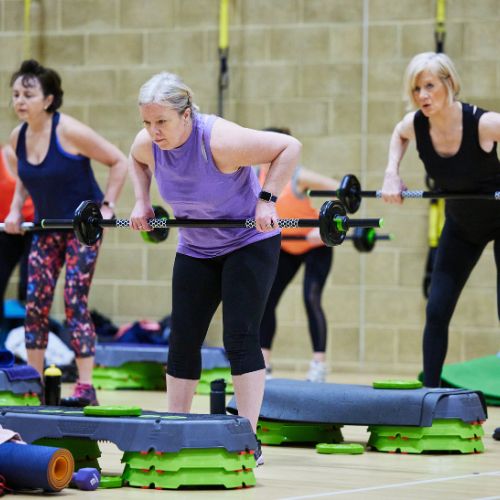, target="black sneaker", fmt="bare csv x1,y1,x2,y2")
254,439,264,466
